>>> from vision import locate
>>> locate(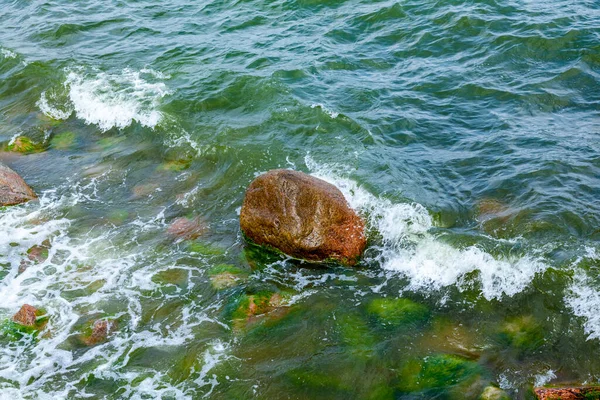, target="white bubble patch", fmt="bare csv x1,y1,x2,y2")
305,155,547,300
37,67,170,131
0,174,229,397
566,270,600,341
